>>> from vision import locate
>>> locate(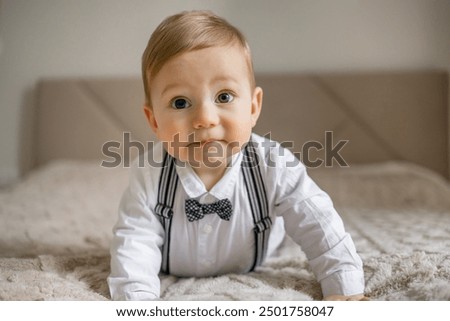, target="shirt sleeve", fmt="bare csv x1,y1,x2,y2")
107,159,164,300
270,145,365,297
